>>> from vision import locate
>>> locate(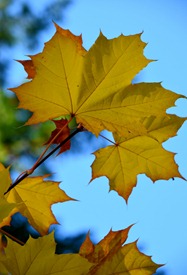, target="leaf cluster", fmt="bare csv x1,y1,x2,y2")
1,23,186,274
